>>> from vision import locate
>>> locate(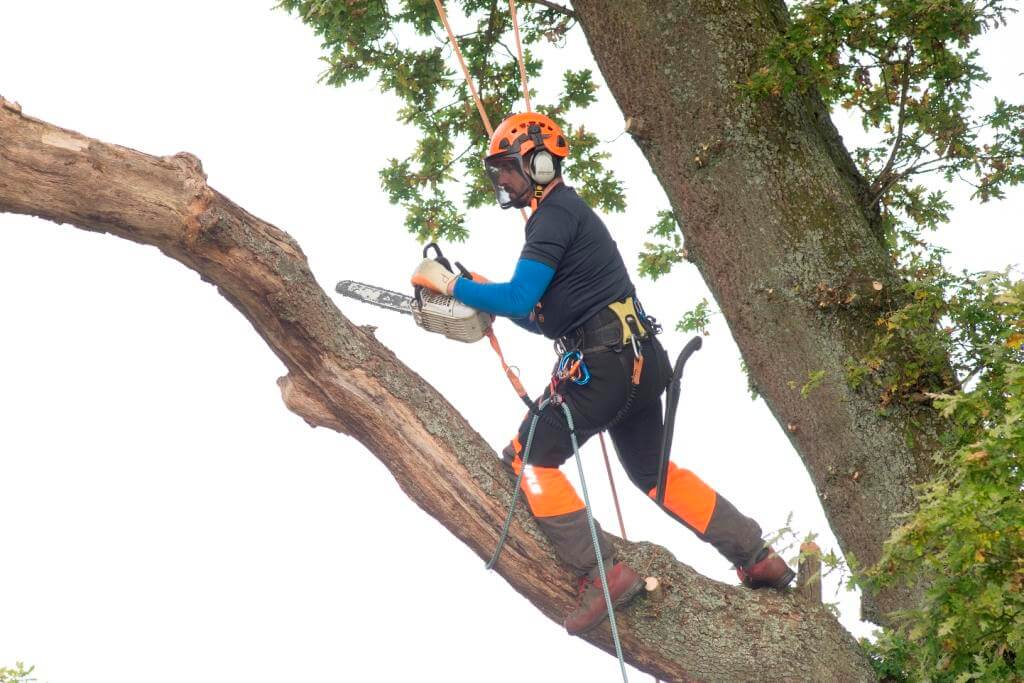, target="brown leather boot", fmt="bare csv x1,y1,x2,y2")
736,546,795,590
564,561,644,635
